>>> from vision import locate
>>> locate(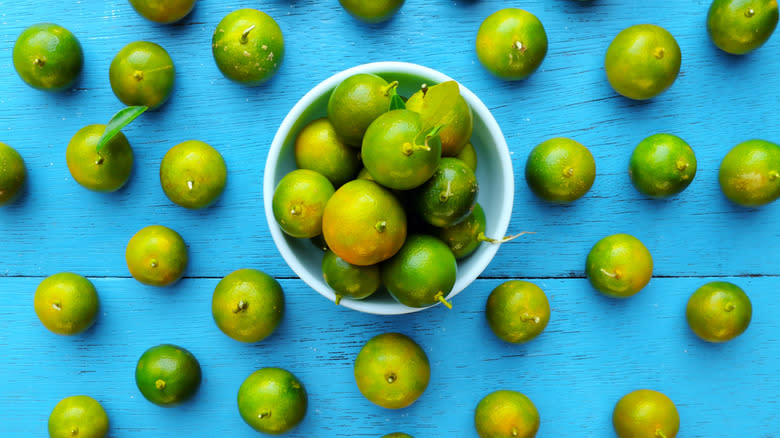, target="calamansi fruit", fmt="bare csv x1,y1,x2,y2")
339,0,405,23
34,272,99,336
109,41,175,110
433,202,488,259
212,9,285,86
322,179,407,266
629,133,697,199
605,24,681,100
486,280,550,344
382,433,413,438
212,269,284,343
322,250,381,304
474,390,540,438
125,225,188,287
707,0,778,54
525,137,596,203
66,125,134,193
272,169,335,238
456,143,478,172
406,85,473,156
135,344,202,406
0,142,26,206
586,234,653,298
159,140,228,209
354,332,430,409
612,389,679,438
361,109,442,190
294,118,360,186
48,395,109,438
13,23,83,92
718,139,780,207
129,0,197,24
476,8,548,81
381,234,457,308
686,281,752,342
412,157,478,227
327,73,397,146
238,367,307,434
